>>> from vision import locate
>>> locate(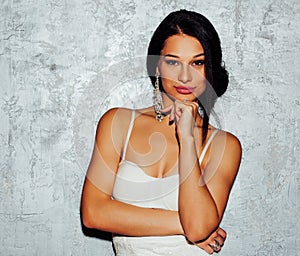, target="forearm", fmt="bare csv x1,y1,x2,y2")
81,180,183,236
100,200,183,236
178,136,219,241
